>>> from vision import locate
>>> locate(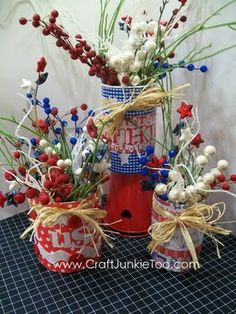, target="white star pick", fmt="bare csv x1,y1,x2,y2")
21,79,32,92
179,127,193,143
